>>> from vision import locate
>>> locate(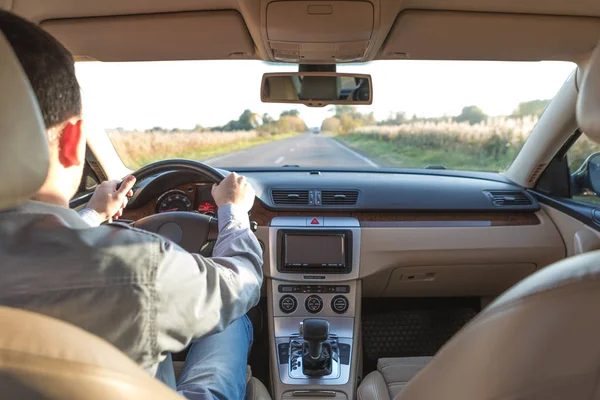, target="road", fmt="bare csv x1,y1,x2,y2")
205,133,378,168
